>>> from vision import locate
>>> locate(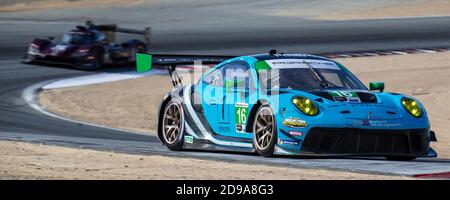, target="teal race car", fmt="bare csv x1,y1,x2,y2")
136,50,437,161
